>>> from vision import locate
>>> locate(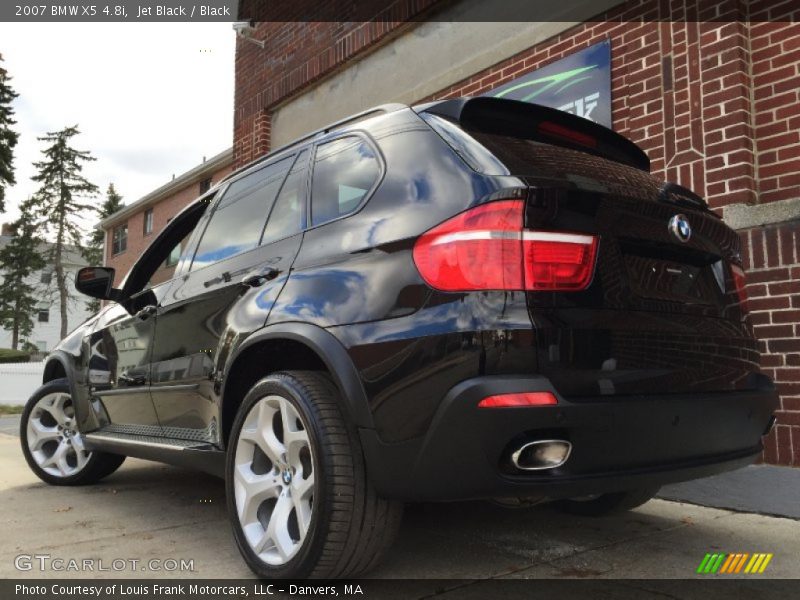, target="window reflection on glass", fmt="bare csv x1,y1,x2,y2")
147,231,192,288
311,137,380,226
191,157,293,271
261,150,308,245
